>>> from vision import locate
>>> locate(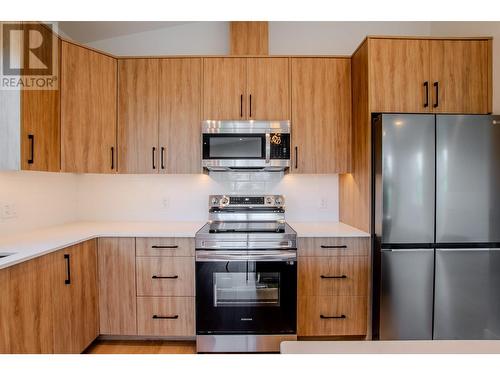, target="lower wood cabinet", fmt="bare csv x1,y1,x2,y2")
98,237,137,335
